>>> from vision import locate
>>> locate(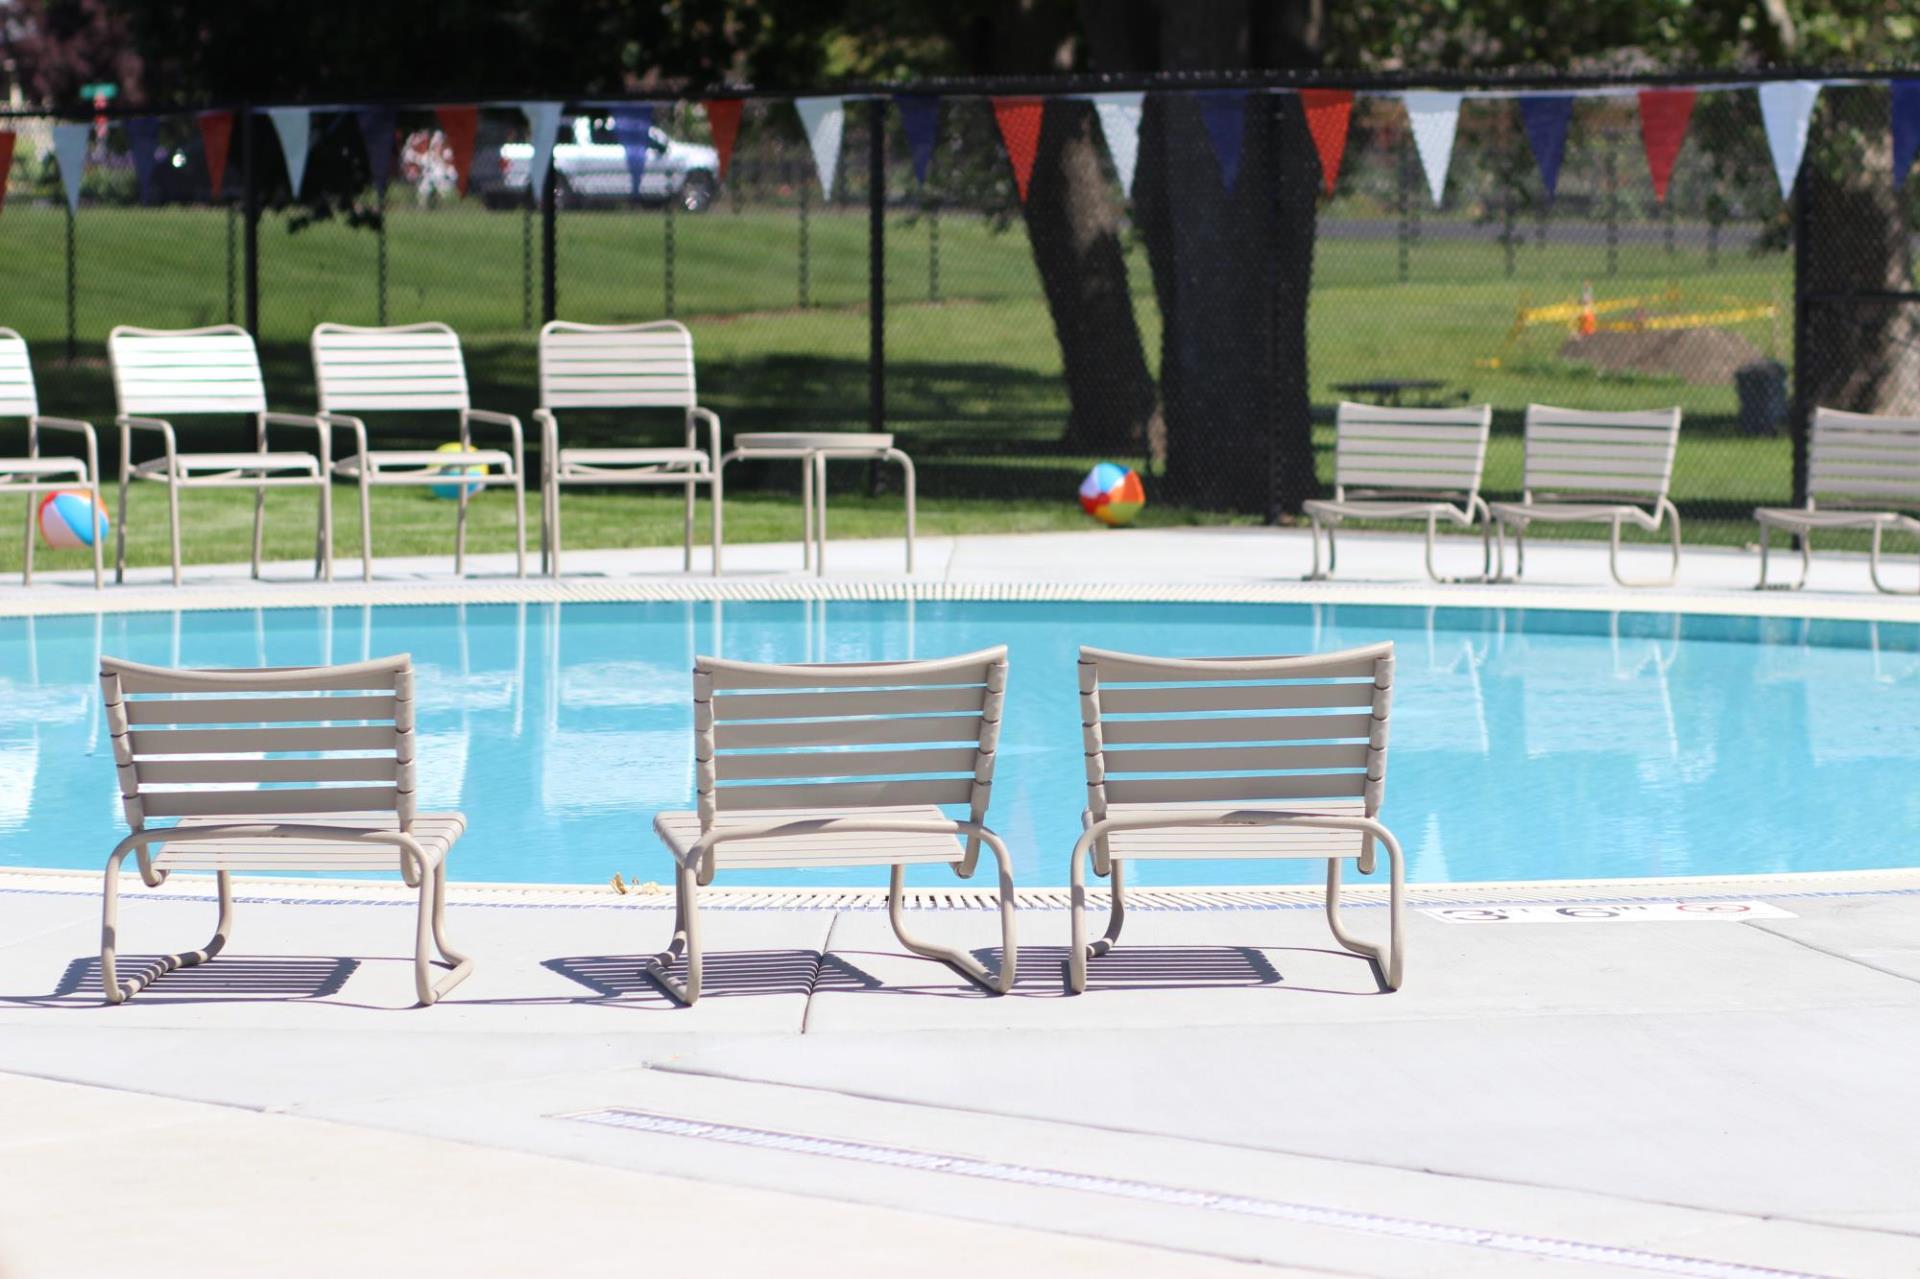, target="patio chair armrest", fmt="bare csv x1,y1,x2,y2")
28,415,100,477
689,406,722,460
463,409,525,469
260,412,332,466
318,412,370,460
117,416,177,472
